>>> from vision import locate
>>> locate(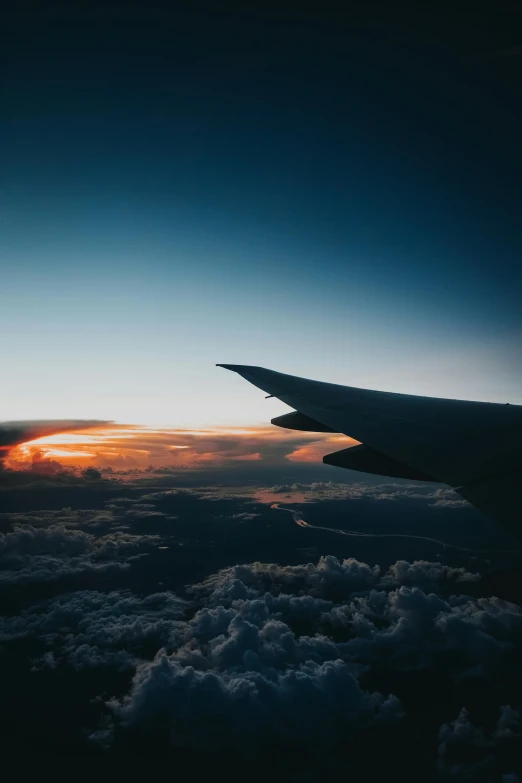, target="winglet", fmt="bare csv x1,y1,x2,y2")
216,364,268,382
216,364,262,372
216,364,296,398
